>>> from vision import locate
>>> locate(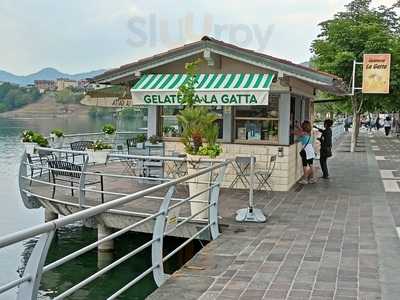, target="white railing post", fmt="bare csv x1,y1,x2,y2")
17,231,55,300
209,163,227,240
18,152,40,209
151,185,175,287
79,155,89,208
